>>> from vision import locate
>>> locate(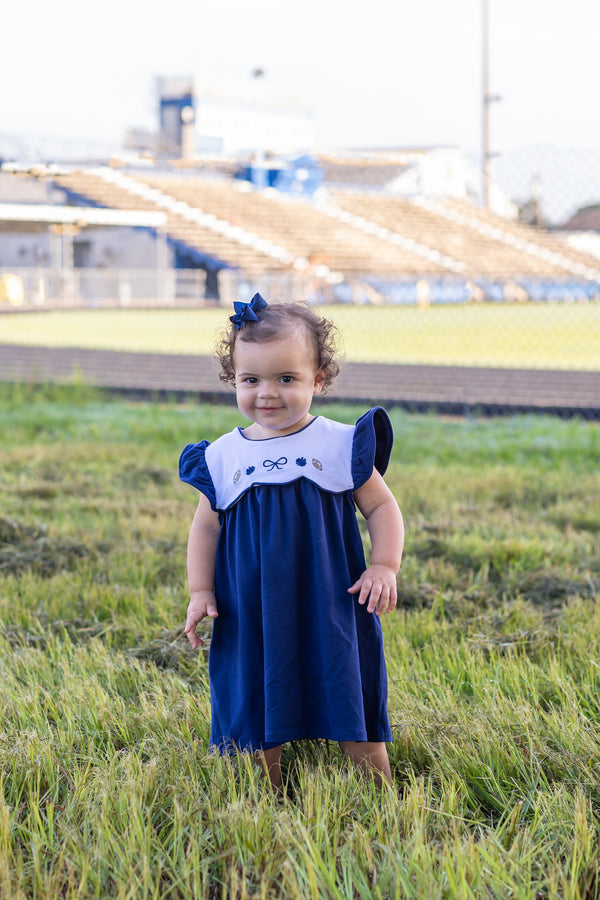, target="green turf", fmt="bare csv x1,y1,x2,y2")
1,301,600,368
